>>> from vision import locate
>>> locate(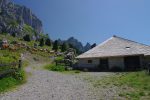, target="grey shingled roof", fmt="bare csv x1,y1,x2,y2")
76,36,150,59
